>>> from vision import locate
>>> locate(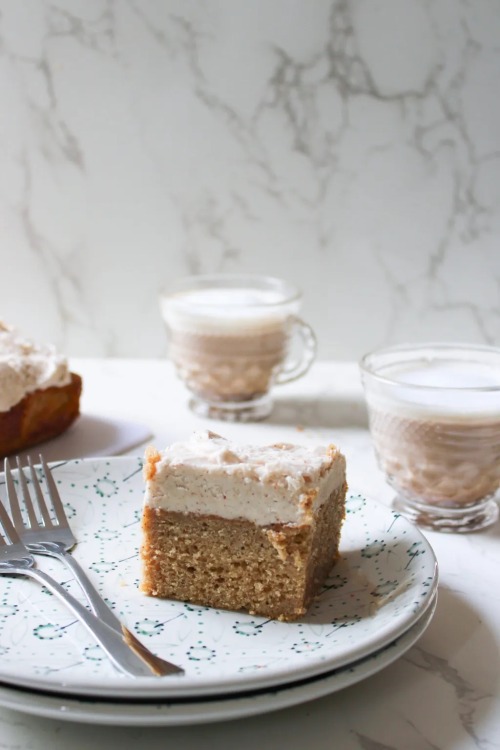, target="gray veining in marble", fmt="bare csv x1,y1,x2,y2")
0,0,498,359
